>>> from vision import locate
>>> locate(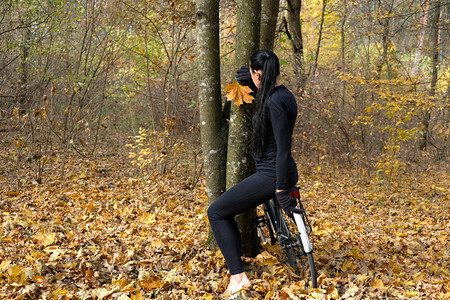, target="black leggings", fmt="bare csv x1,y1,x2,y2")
207,169,298,275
